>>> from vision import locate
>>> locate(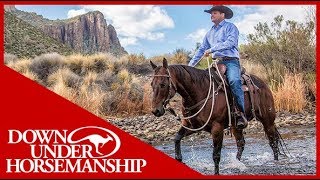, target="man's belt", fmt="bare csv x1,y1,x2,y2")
215,56,239,61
